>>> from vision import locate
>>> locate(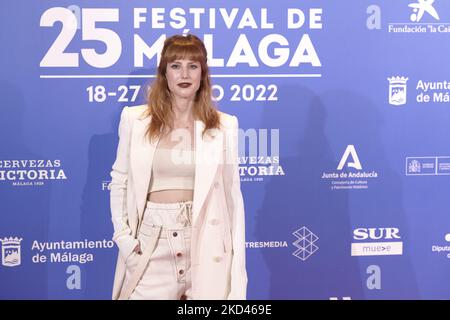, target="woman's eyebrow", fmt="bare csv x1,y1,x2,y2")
171,60,198,63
